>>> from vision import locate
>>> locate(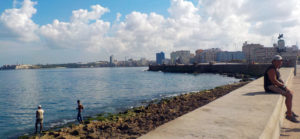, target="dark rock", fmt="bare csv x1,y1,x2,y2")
84,120,90,124
86,135,96,139
118,124,129,130
70,130,79,136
